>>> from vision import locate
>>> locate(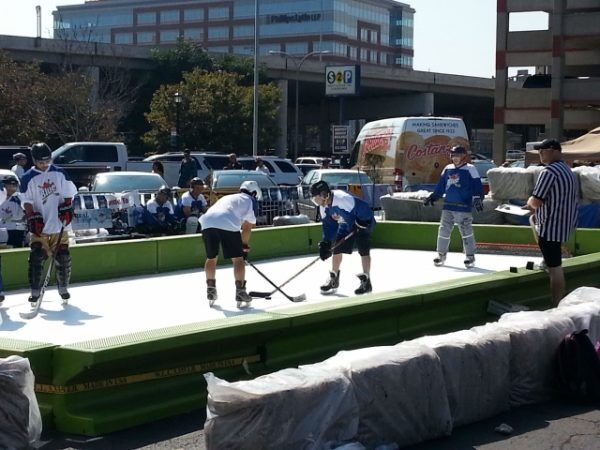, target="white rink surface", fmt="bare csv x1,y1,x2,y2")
0,249,536,345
